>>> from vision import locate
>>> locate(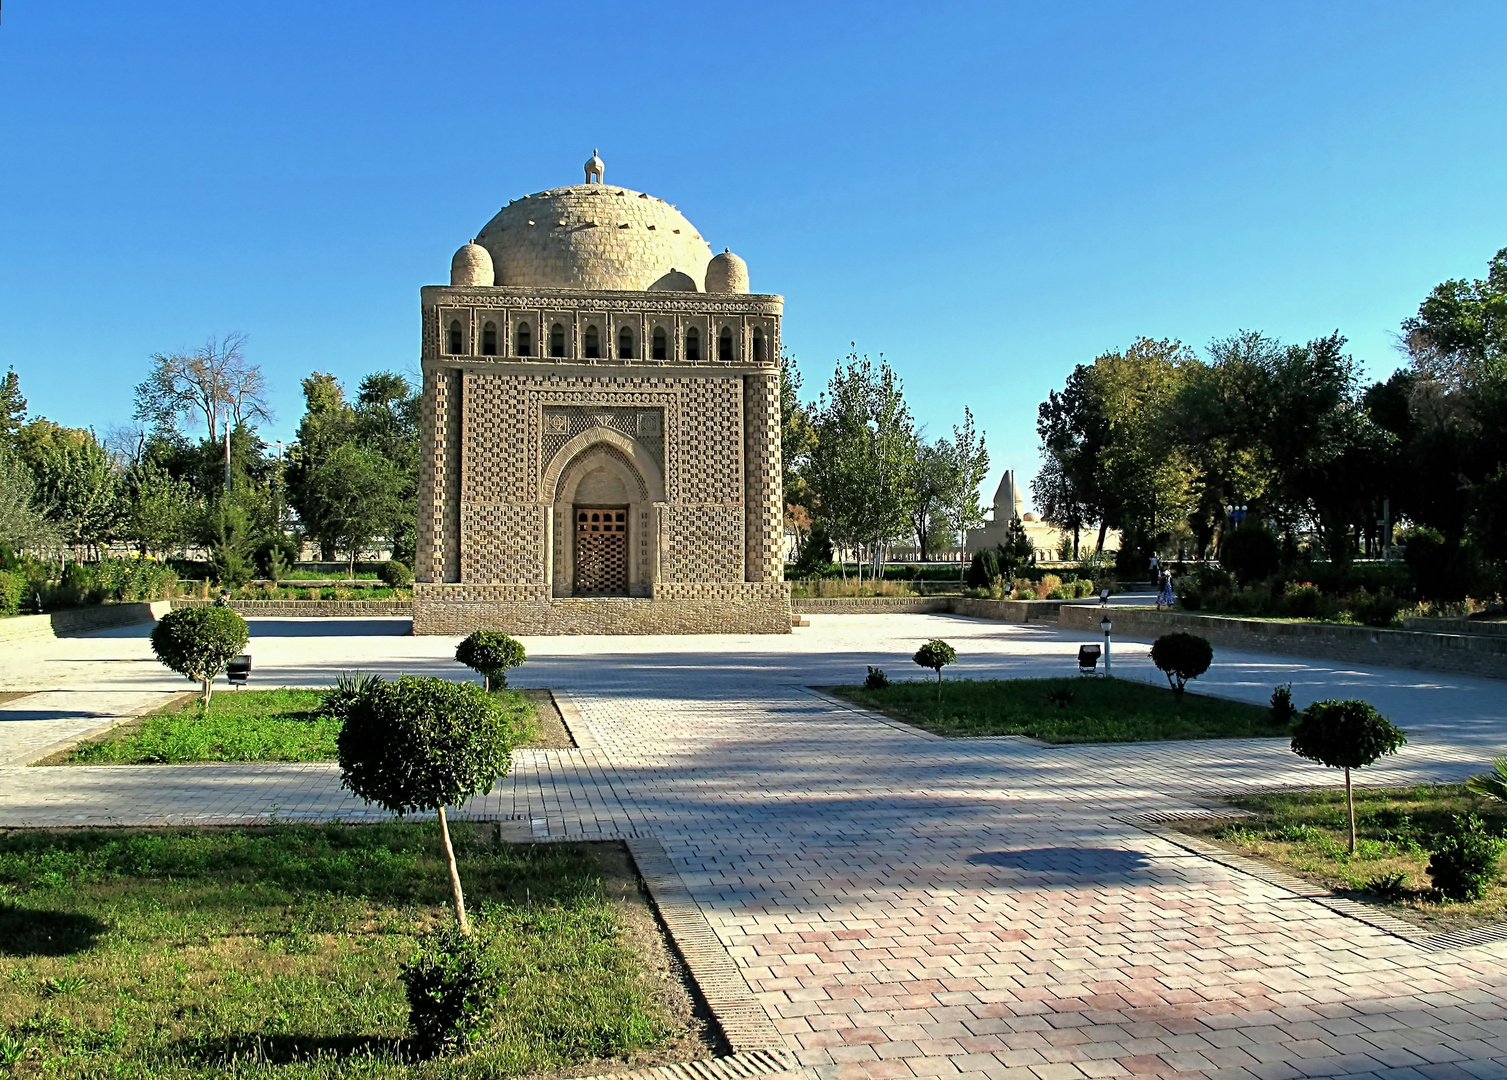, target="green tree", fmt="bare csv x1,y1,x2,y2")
912,639,957,699
0,367,26,448
1290,699,1407,853
300,442,404,577
33,433,120,559
939,408,990,579
149,606,250,706
807,350,919,582
454,630,527,691
333,674,515,934
0,444,56,553
1150,632,1213,699
120,460,195,557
